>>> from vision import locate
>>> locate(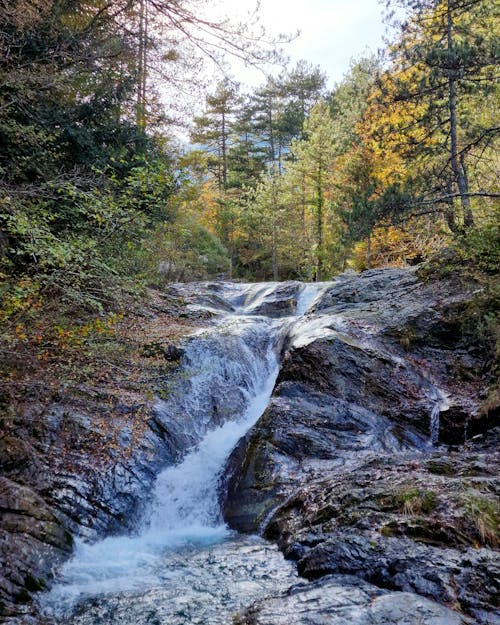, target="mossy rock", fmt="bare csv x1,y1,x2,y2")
425,459,455,476
24,574,46,592
380,519,470,548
